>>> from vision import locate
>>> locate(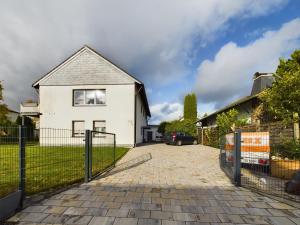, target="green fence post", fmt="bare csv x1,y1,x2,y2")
113,134,116,167
234,130,242,186
19,125,26,208
84,130,90,183
88,130,92,180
